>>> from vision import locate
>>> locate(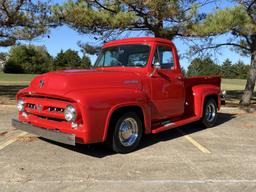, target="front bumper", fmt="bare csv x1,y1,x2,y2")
12,119,75,146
